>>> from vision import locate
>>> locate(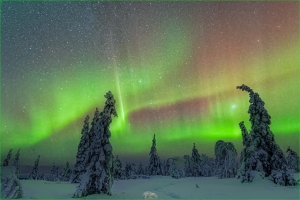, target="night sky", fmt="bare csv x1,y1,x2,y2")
1,2,299,167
